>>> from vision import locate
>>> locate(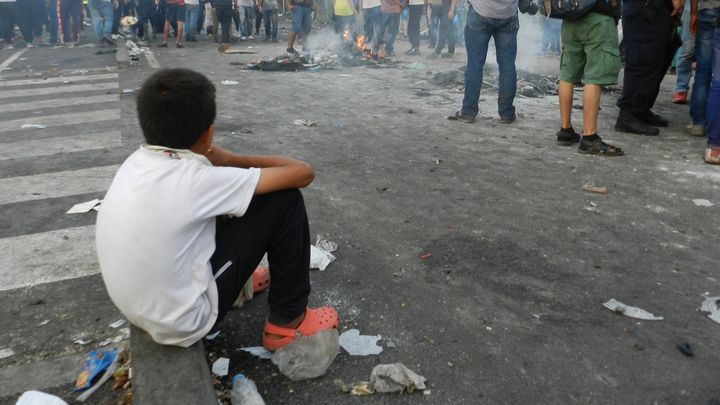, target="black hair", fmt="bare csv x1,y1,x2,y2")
136,68,217,149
